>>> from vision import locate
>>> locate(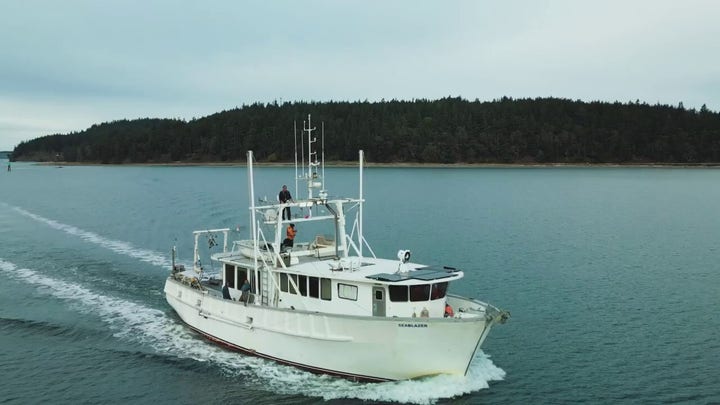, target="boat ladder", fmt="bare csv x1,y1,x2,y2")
260,269,270,306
